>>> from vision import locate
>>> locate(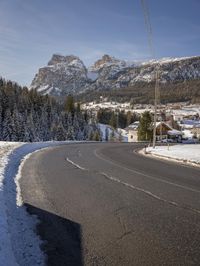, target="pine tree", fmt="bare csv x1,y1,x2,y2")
105,127,109,141
137,111,153,141
89,131,94,141
56,123,66,141
64,95,75,114
109,130,115,142
126,111,132,127
11,107,20,141
109,112,117,129
2,109,12,141
0,78,97,142
76,102,81,113
0,104,3,140
50,123,58,140
93,131,100,141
